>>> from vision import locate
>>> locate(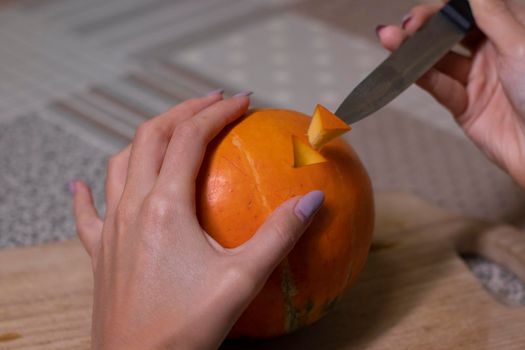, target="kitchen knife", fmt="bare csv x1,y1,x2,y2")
335,0,475,124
